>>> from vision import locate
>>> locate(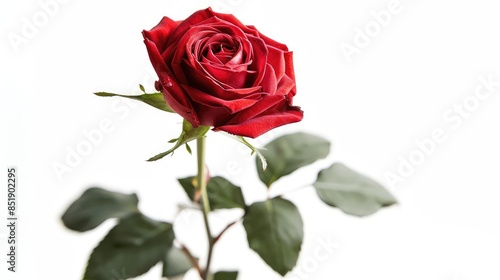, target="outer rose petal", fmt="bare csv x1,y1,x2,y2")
276,74,295,96
260,64,278,94
283,52,296,94
214,105,303,138
266,45,286,80
142,17,180,53
225,94,287,123
254,29,289,52
214,94,303,138
143,35,200,126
